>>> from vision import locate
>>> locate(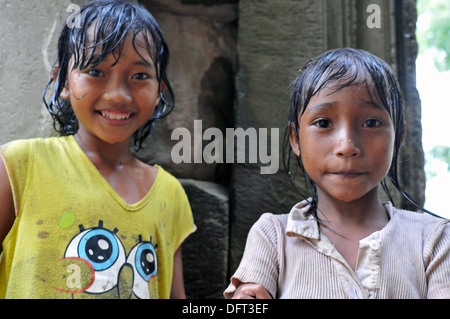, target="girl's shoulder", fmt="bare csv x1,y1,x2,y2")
1,136,73,155
252,199,317,240
152,164,186,194
249,212,290,243
1,138,33,156
387,202,450,237
256,212,290,228
388,202,448,224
